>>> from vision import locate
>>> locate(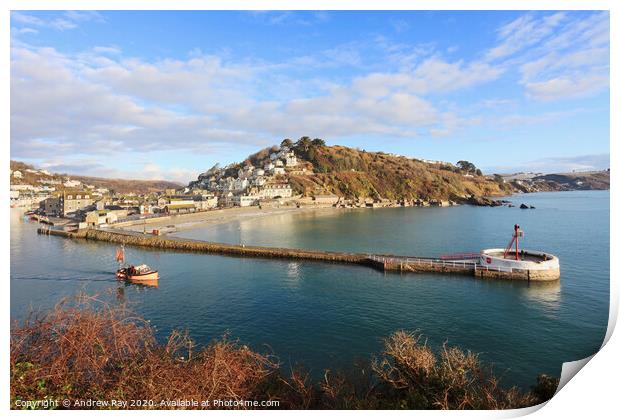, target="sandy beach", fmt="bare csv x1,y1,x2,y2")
119,204,346,233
